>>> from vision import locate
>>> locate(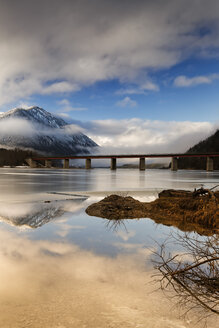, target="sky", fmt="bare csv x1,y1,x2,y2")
0,0,219,152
